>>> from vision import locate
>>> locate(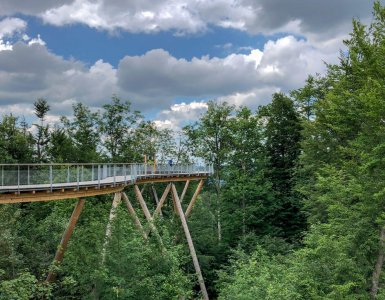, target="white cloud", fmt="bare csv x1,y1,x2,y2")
116,35,336,111
217,87,280,108
28,34,46,46
24,0,375,42
0,40,13,51
0,32,339,121
0,17,27,38
0,17,27,52
154,101,208,130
